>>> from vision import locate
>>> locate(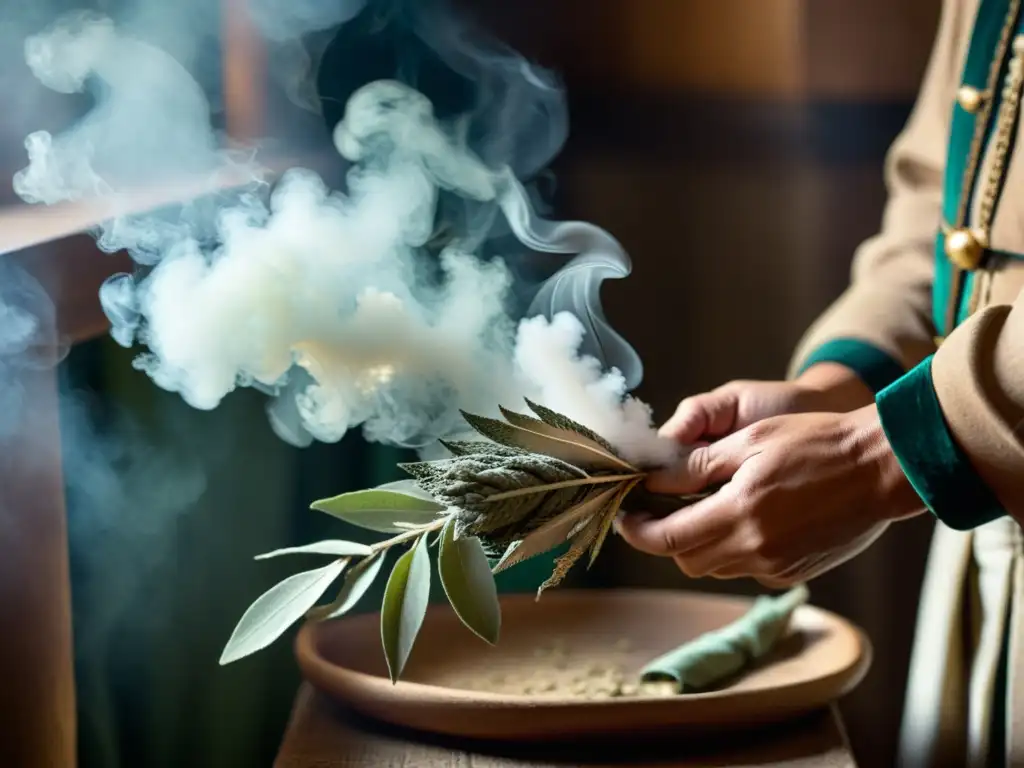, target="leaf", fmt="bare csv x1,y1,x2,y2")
399,454,596,541
307,552,386,621
492,484,621,574
500,403,620,459
587,478,642,568
438,517,501,644
376,479,443,502
220,559,347,665
439,439,526,459
536,511,607,599
461,410,634,472
380,533,432,683
522,398,618,454
311,488,446,533
255,540,373,560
